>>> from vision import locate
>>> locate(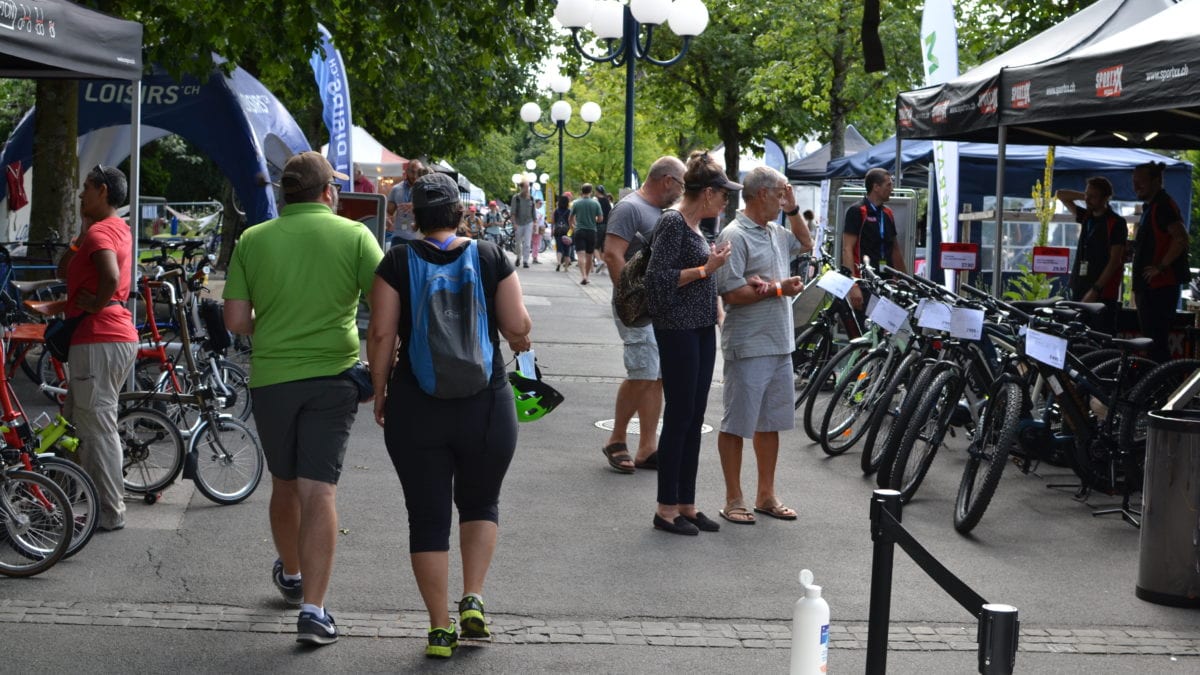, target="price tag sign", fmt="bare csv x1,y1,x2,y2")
1031,246,1071,275
816,270,856,300
949,307,985,340
517,350,537,379
917,301,953,331
868,296,910,334
939,242,980,271
865,294,879,317
1025,328,1068,369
